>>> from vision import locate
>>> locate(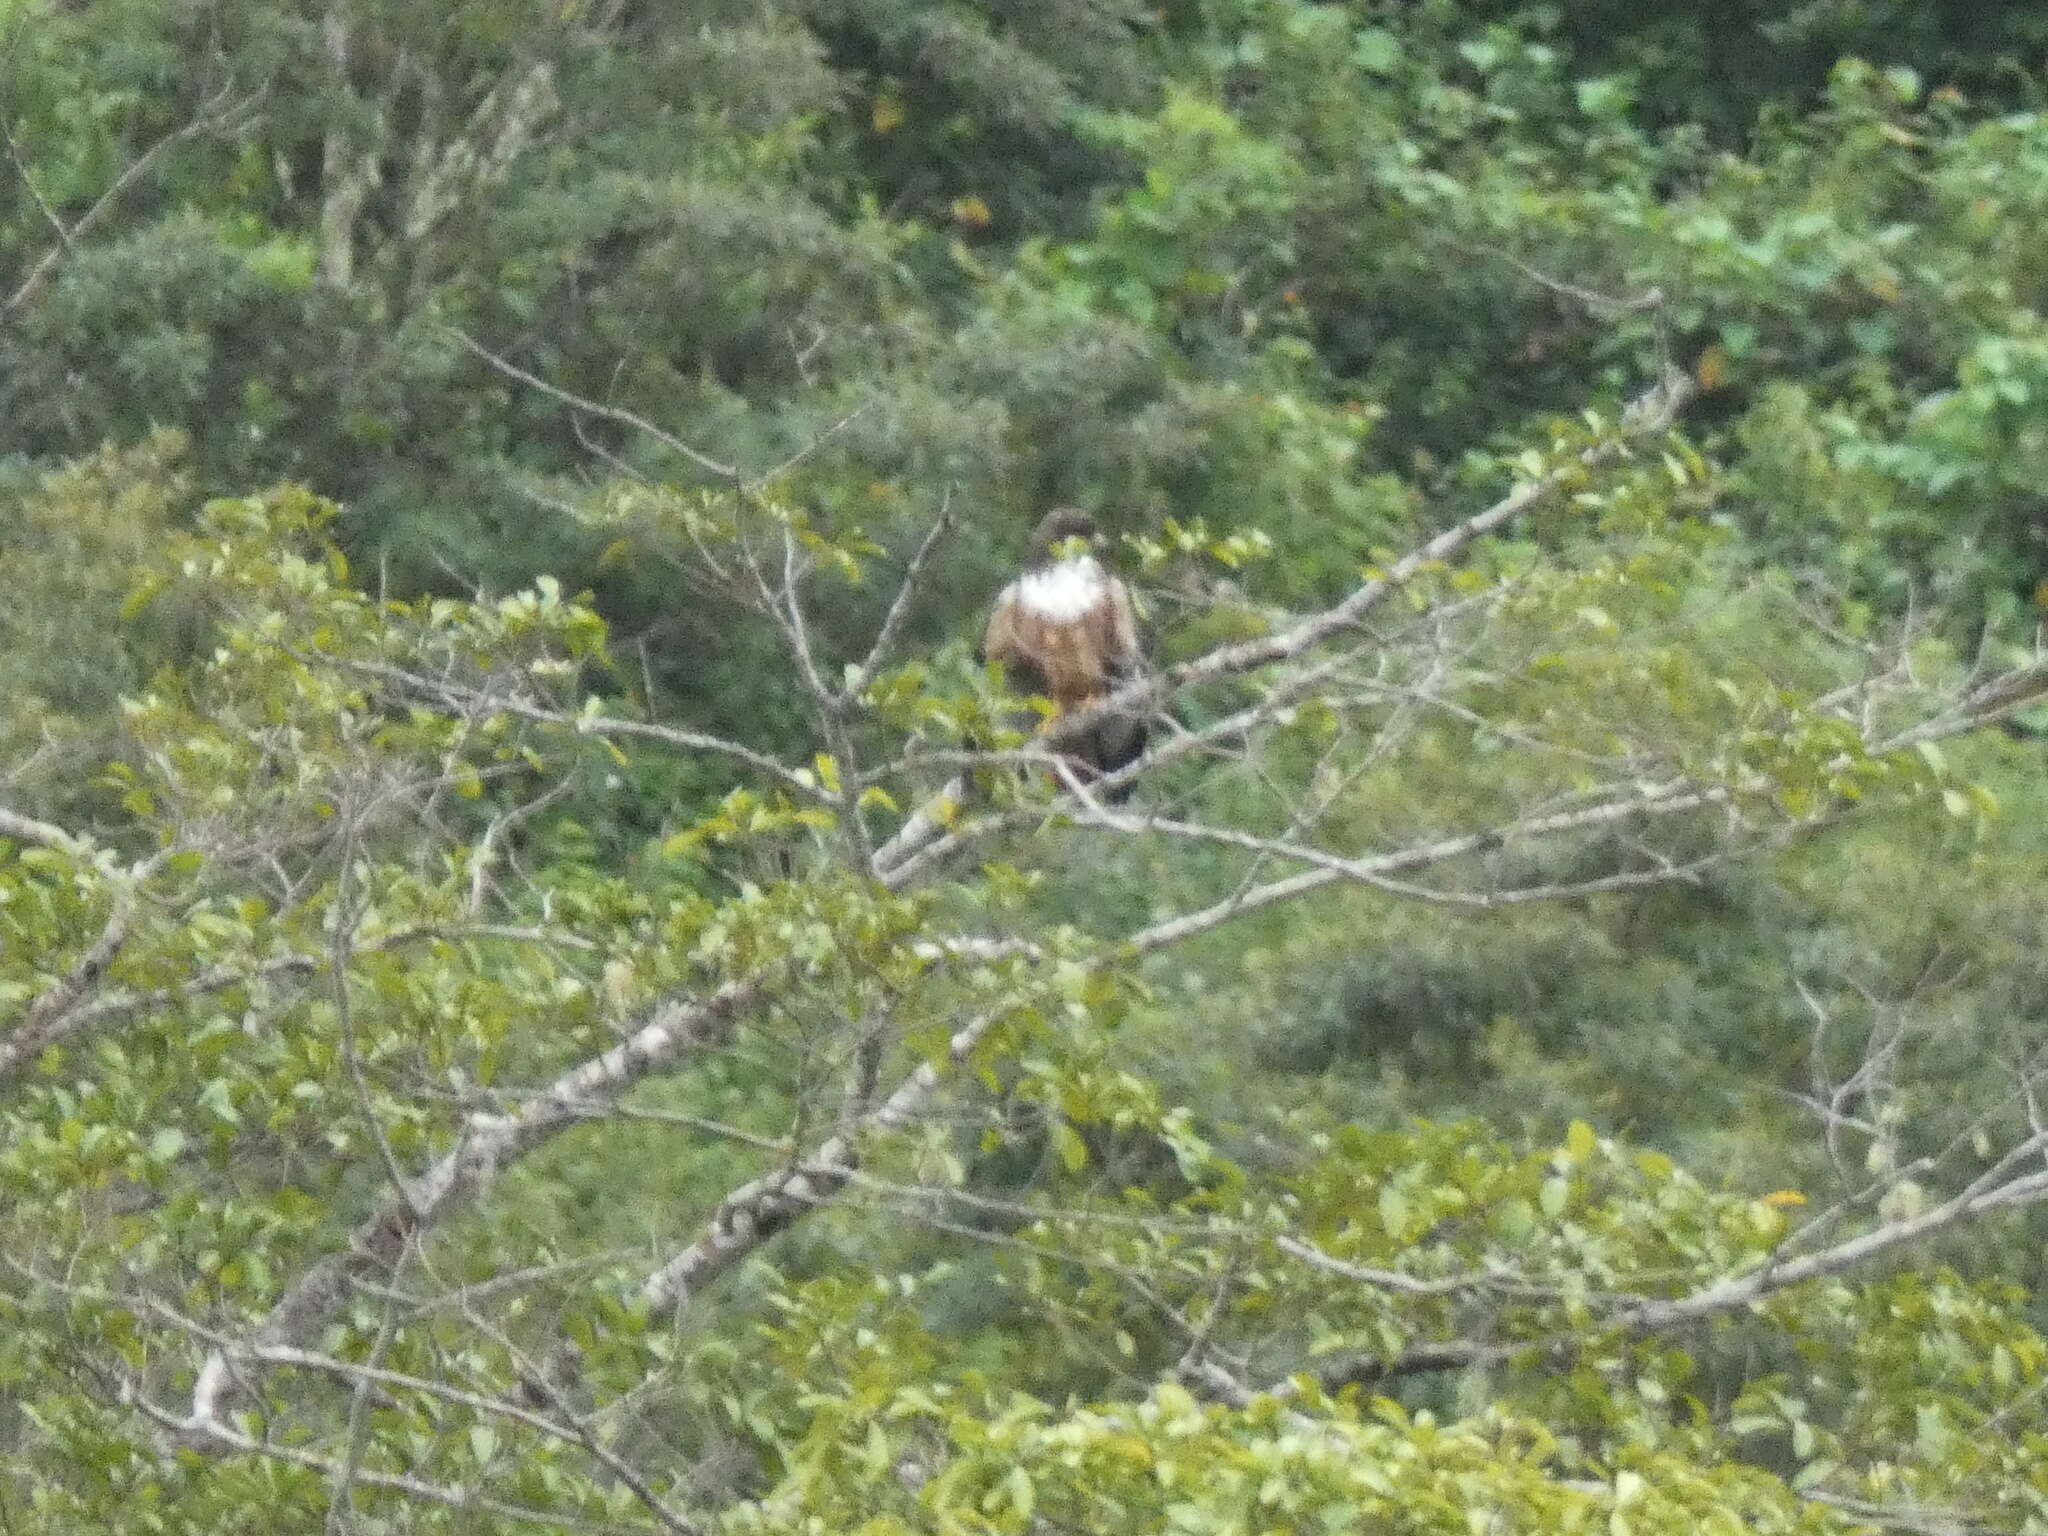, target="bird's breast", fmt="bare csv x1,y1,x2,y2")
1016,558,1108,622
